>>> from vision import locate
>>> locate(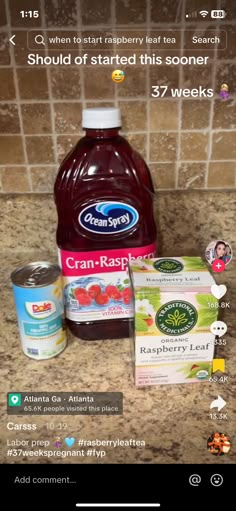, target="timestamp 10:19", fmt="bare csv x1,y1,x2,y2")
46,423,68,430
